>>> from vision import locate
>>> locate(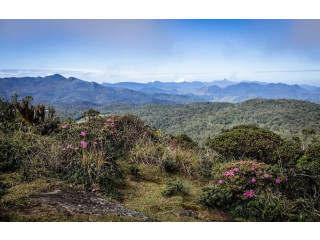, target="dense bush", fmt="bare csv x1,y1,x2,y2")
239,193,307,221
0,97,17,134
161,179,189,198
301,142,320,179
172,134,198,149
206,125,303,165
198,185,234,209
